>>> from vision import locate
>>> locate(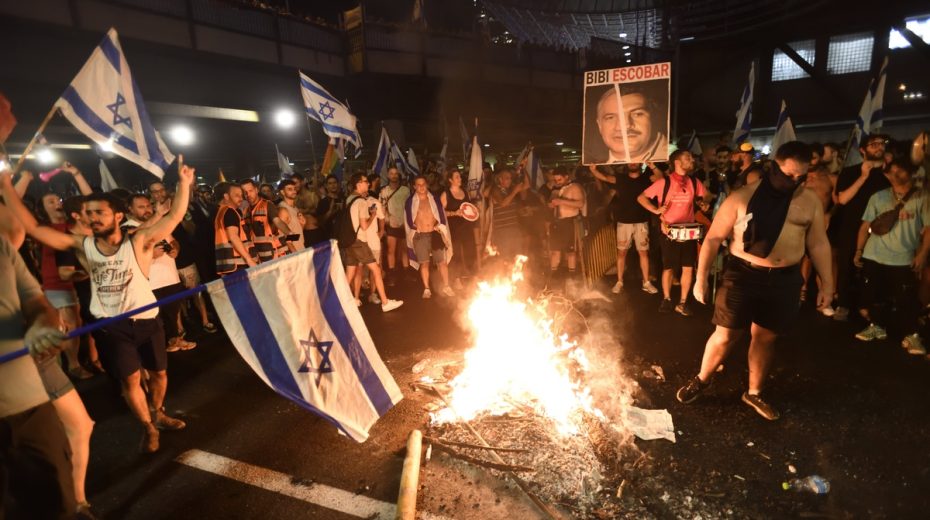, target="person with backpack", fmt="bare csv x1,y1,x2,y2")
637,149,707,316
338,172,403,313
